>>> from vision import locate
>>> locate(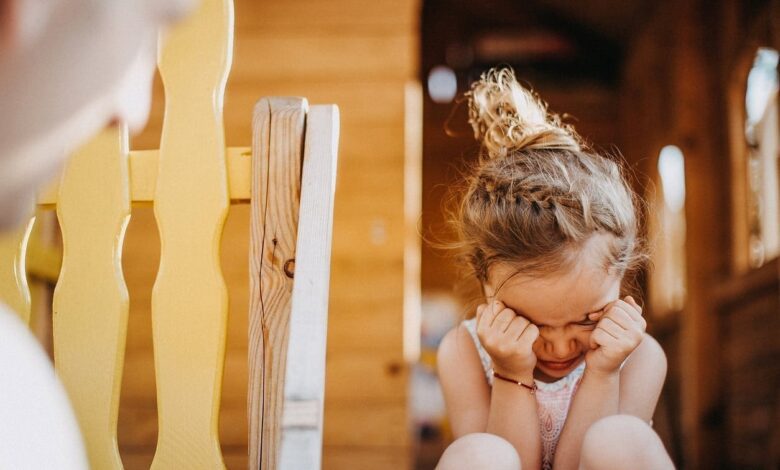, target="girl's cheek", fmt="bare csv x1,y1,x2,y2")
576,331,593,348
